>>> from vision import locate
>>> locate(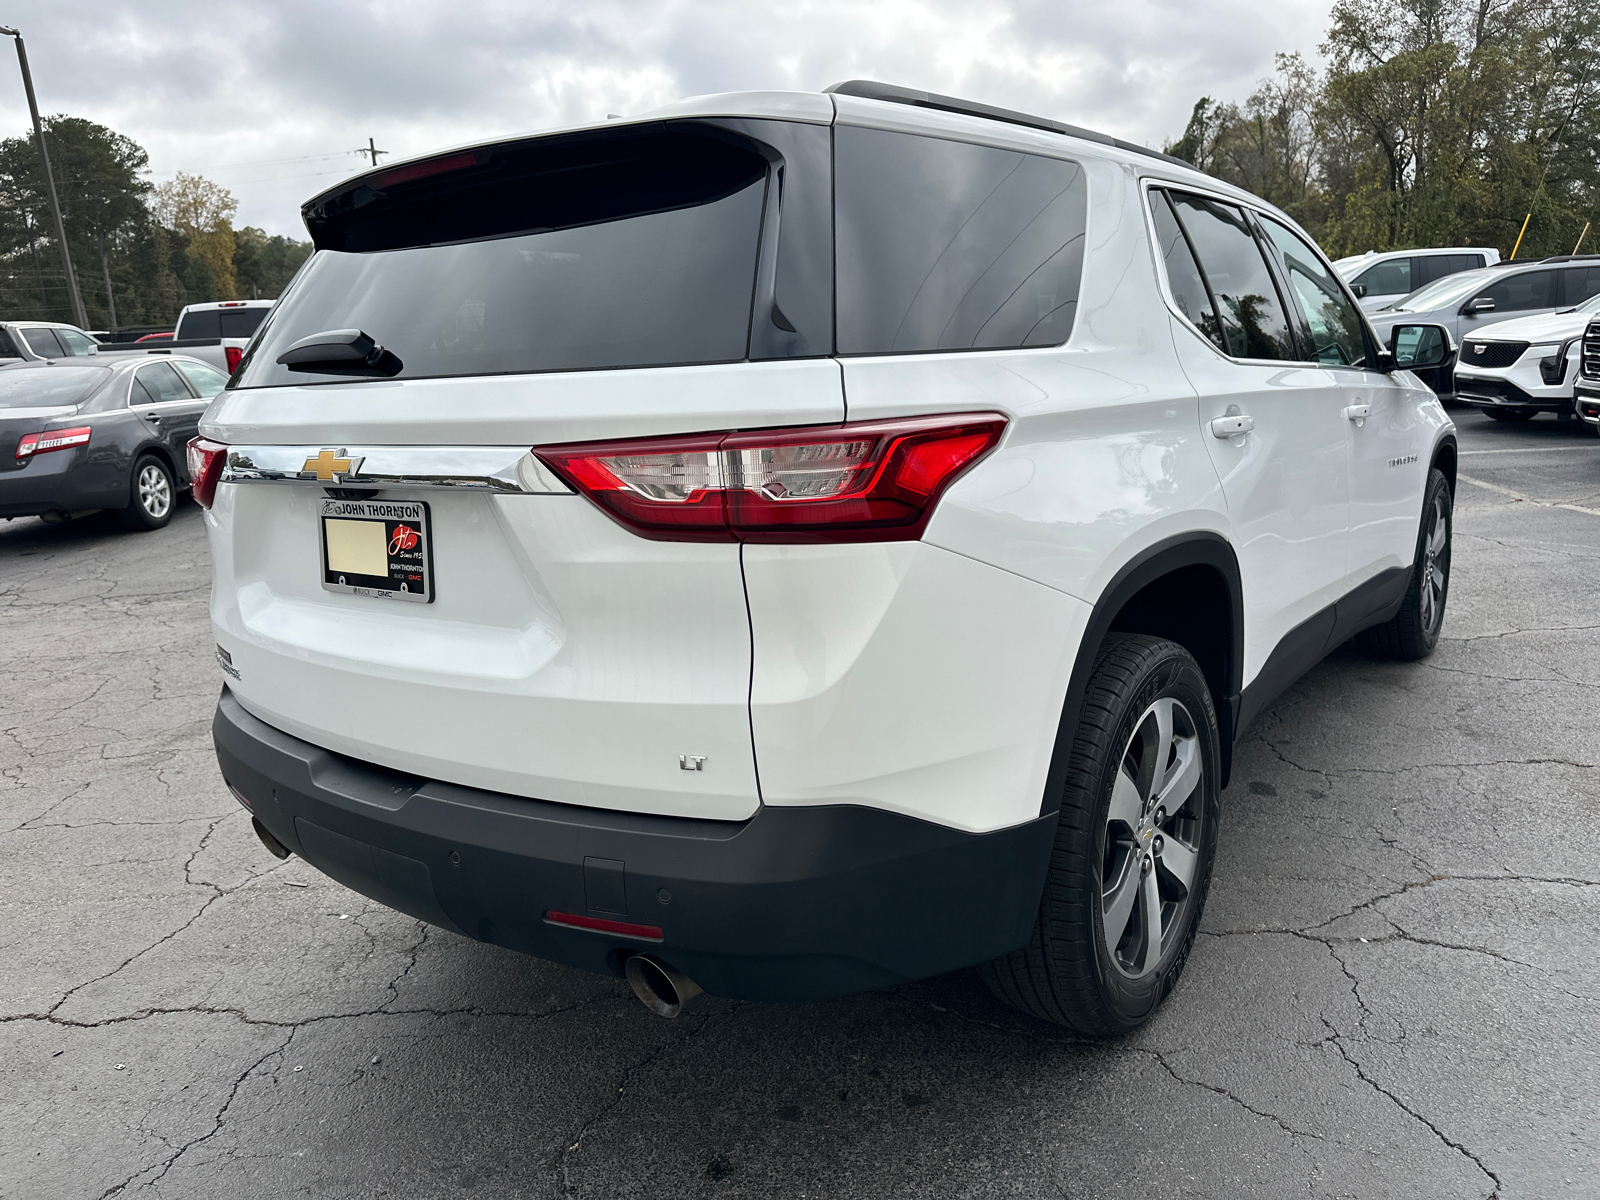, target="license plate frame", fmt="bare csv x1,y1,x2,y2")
319,497,434,604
